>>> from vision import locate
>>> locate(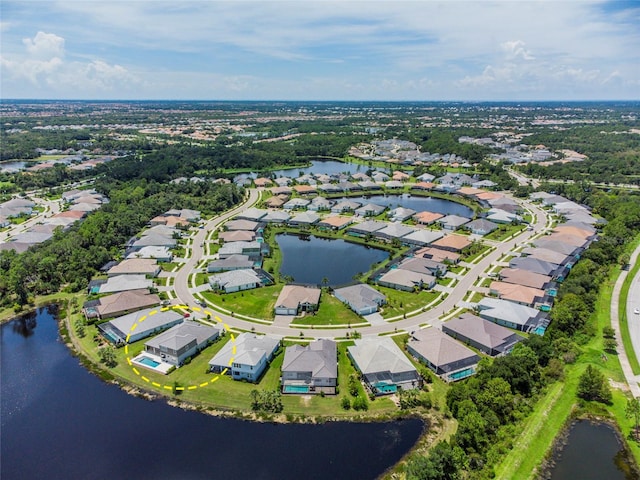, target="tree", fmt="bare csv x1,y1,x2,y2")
577,365,612,404
98,345,117,368
626,397,640,441
603,337,617,353
405,441,462,480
